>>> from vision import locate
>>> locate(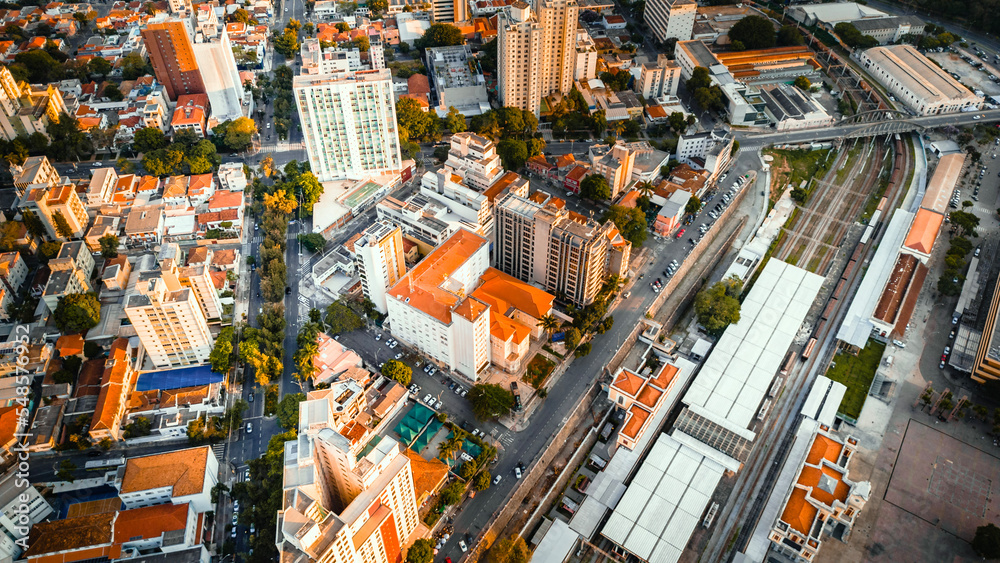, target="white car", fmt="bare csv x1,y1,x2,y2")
493,474,502,485
514,466,522,479
395,353,403,359
435,400,443,410
459,541,468,552
423,394,433,404
246,422,253,434
375,334,381,341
